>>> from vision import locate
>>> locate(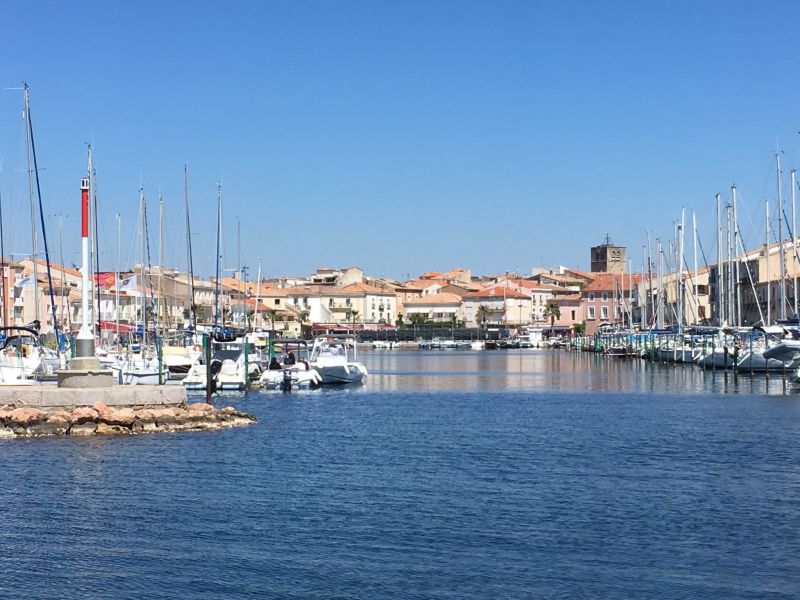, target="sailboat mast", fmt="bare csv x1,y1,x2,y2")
23,85,40,323
640,251,646,328
140,185,147,347
92,155,101,337
88,145,96,335
645,231,655,323
23,84,60,346
254,257,262,331
766,198,771,326
184,164,196,331
656,241,665,329
732,186,741,327
792,169,798,319
213,182,222,329
236,218,241,327
158,195,164,336
727,202,734,326
0,164,6,327
58,215,66,329
677,211,684,331
777,153,787,320
692,211,698,325
715,193,722,325
116,213,120,340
